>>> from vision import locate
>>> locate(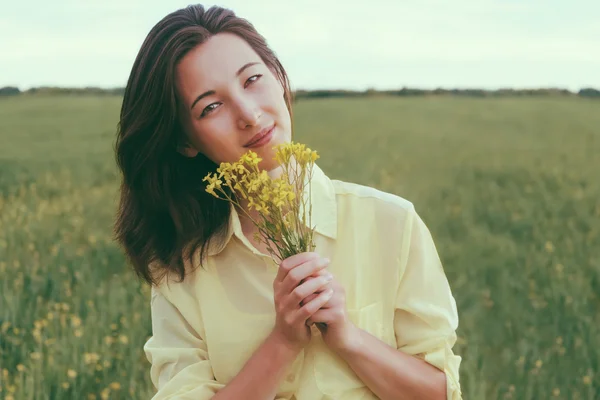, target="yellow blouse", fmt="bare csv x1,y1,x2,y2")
143,163,462,399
